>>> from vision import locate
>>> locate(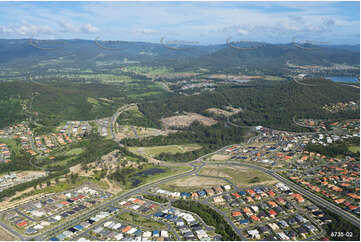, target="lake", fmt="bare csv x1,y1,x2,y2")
325,76,359,83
